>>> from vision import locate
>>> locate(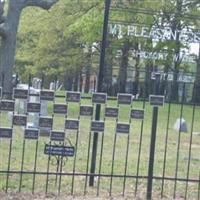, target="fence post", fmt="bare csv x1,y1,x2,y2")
146,73,161,200
89,0,111,187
